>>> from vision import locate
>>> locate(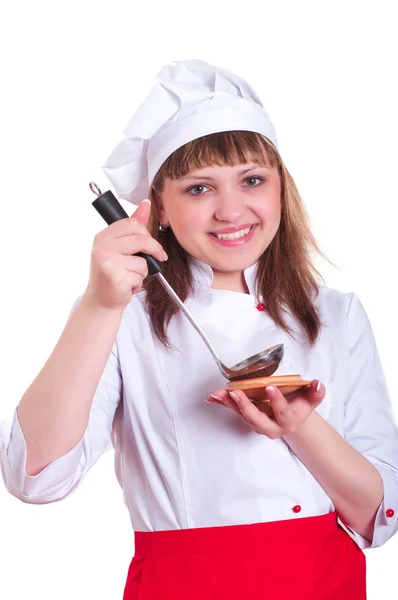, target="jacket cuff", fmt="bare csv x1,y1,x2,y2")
1,411,85,501
345,462,398,550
